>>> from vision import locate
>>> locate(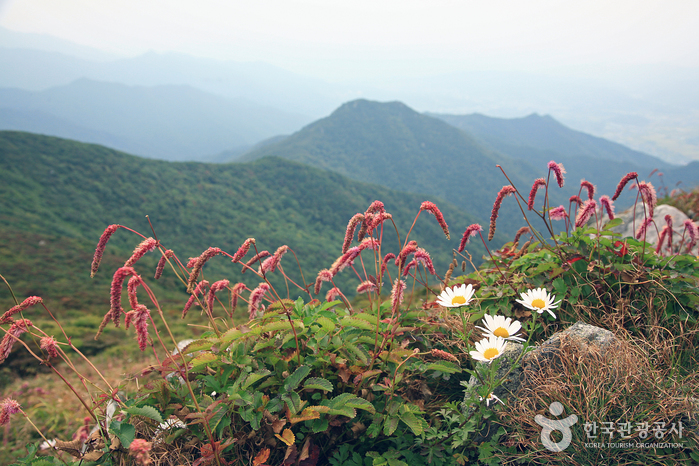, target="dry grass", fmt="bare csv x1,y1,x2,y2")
496,330,698,465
